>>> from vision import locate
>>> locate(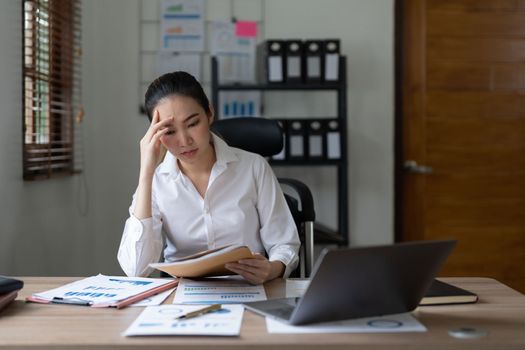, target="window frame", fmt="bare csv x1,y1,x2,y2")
22,0,81,180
